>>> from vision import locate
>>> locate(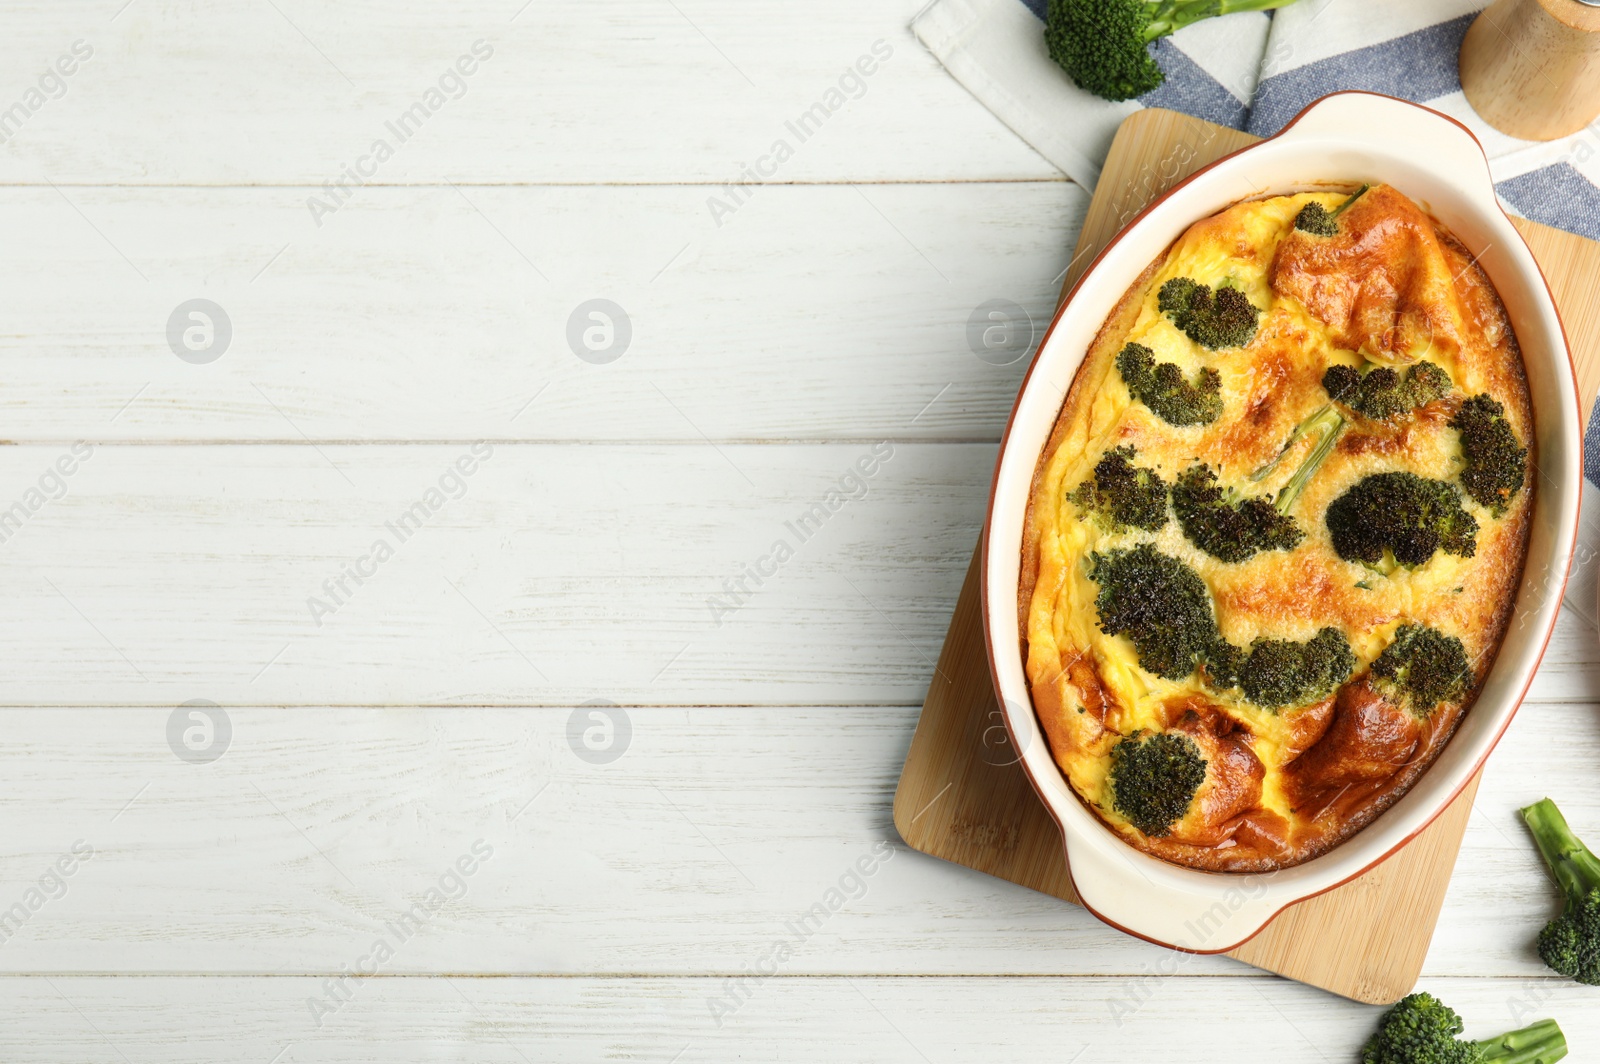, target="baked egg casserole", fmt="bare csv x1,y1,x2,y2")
1020,184,1533,872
